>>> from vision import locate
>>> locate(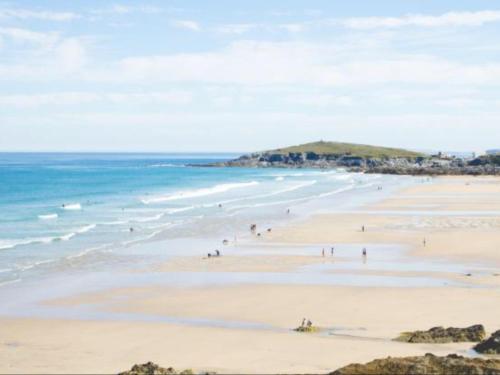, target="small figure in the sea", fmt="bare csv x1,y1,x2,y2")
129,227,134,232
250,224,257,233
267,228,272,233
218,203,222,208
362,225,365,232
287,209,290,215
322,248,325,257
257,232,261,237
207,253,212,258
331,247,334,256
215,249,220,257
362,247,367,256
62,203,65,208
222,239,229,245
